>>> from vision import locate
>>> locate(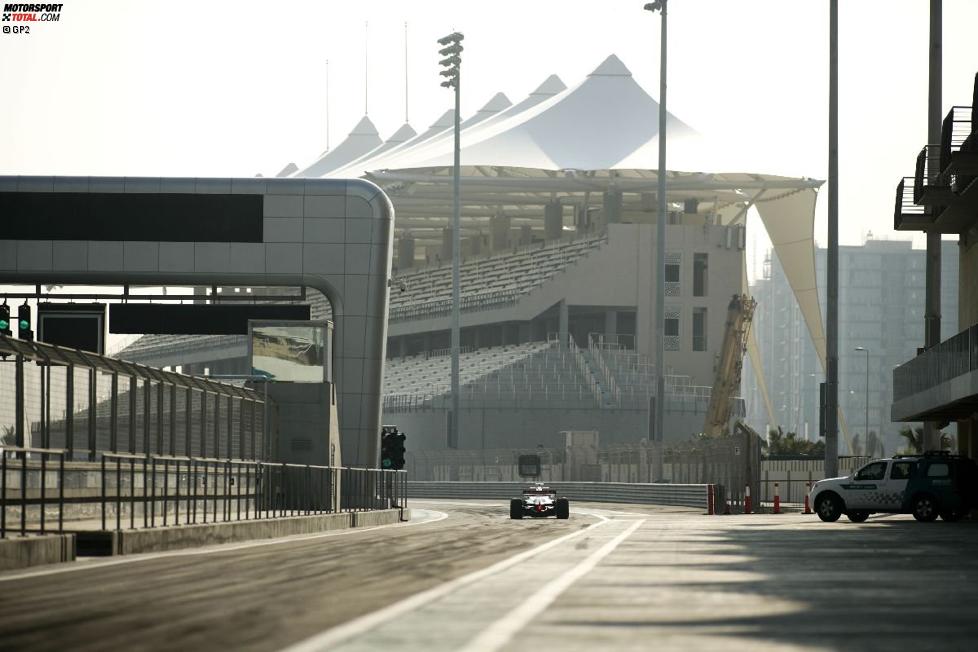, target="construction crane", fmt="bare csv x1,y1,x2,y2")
703,293,757,437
